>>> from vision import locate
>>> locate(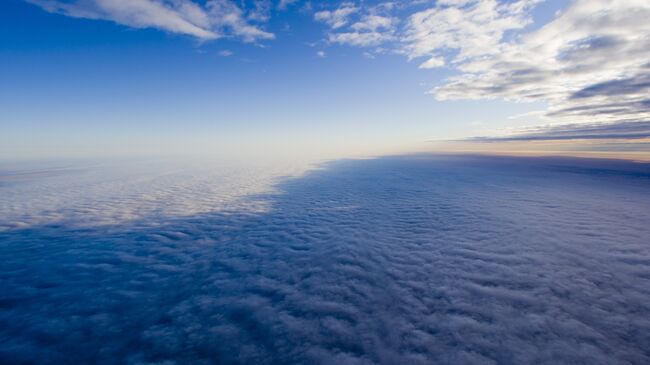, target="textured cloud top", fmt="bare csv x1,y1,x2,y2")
1,155,649,364
0,158,312,232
